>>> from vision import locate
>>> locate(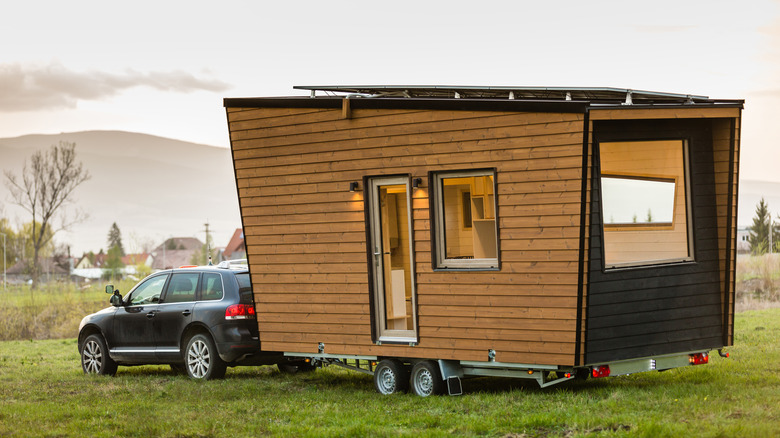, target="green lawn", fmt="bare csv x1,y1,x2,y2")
0,309,778,437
